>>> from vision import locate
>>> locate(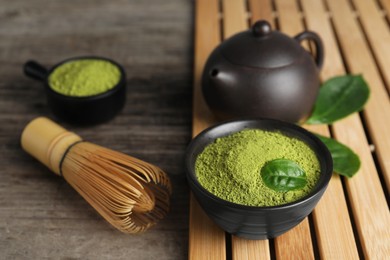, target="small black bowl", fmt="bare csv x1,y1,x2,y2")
185,119,333,240
24,56,126,125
